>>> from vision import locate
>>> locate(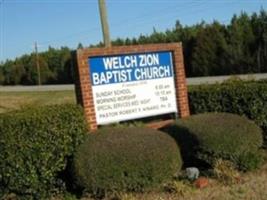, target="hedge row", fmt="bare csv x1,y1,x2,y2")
1,78,267,198
0,104,88,199
73,113,263,197
188,79,267,144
